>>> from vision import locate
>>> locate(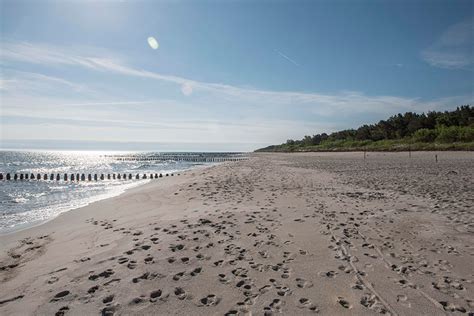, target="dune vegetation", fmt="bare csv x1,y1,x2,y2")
256,105,474,152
